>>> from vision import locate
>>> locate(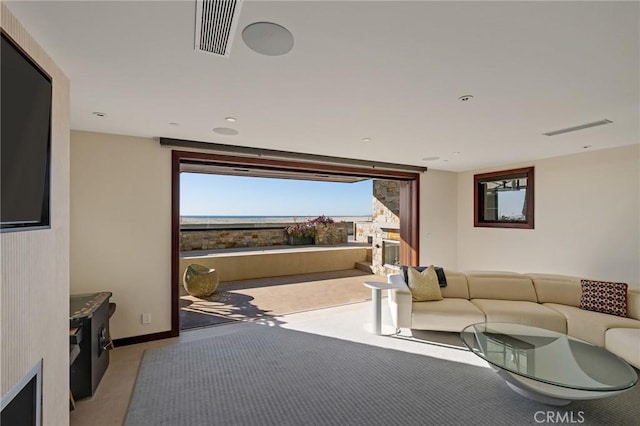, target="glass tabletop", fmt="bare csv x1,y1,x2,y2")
460,322,638,392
